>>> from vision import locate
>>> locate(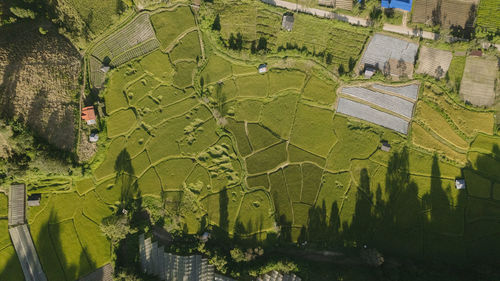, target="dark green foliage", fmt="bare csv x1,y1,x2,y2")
212,14,221,31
